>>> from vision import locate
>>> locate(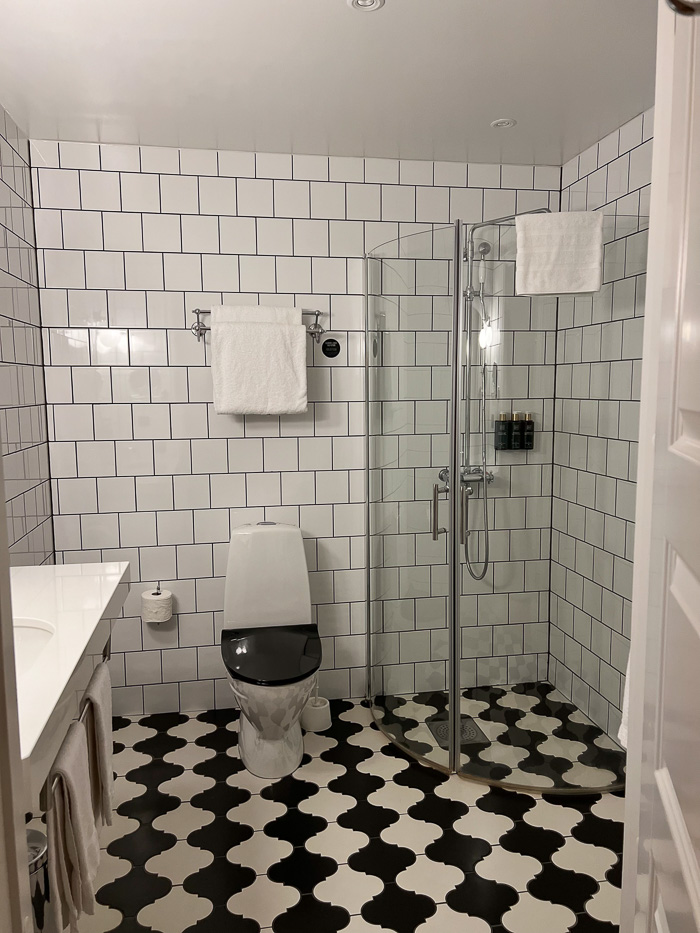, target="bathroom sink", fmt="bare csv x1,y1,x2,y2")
13,617,55,676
